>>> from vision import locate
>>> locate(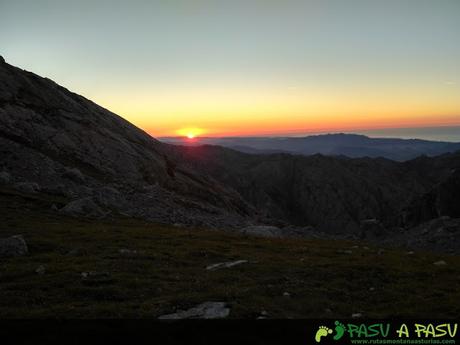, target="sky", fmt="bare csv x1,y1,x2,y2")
1,0,460,138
